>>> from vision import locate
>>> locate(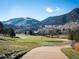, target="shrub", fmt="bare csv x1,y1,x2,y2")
69,29,79,41
68,30,74,40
